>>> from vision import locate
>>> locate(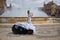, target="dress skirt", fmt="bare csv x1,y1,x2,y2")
12,25,33,34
